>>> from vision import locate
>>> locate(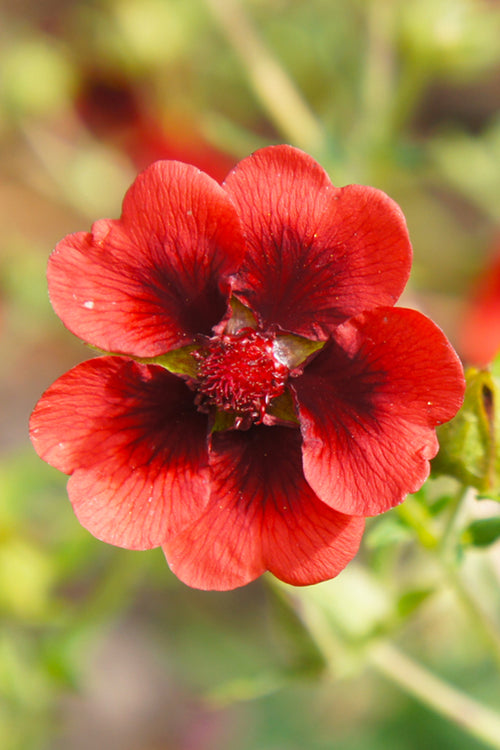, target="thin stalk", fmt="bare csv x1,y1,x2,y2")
437,487,500,667
369,641,500,750
439,486,470,555
443,560,500,669
398,489,500,666
355,0,397,148
286,584,500,750
203,0,327,154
